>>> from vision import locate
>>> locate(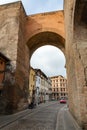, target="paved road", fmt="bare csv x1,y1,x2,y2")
1,101,82,130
